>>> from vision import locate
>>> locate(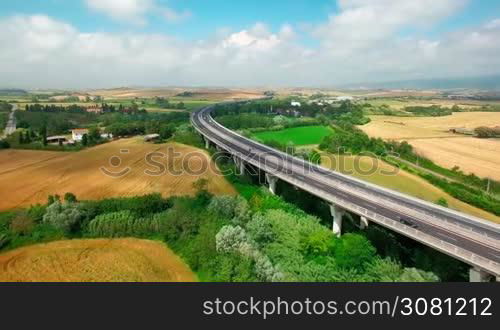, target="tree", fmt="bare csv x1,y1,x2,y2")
64,192,77,203
43,201,85,233
88,127,101,143
475,126,495,138
40,125,47,146
81,134,88,146
18,132,25,144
